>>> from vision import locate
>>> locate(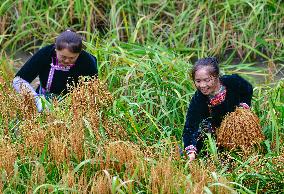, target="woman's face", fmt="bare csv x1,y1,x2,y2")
56,48,80,67
194,67,219,96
